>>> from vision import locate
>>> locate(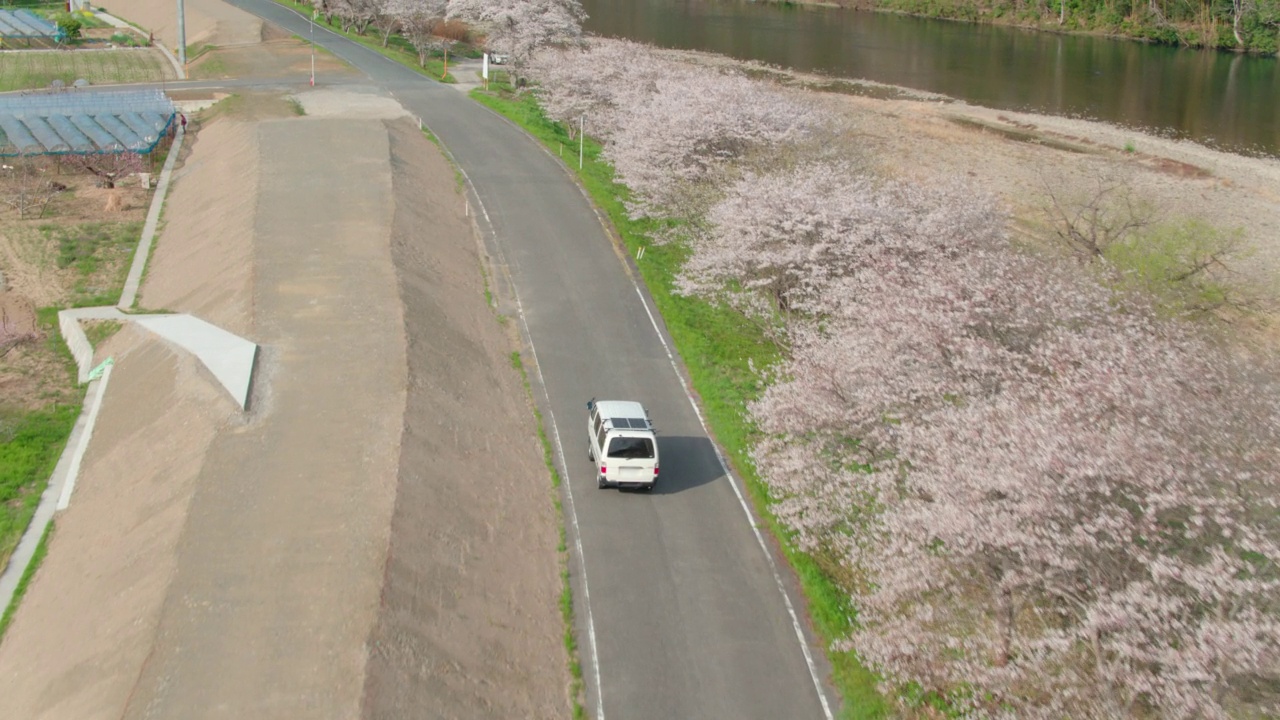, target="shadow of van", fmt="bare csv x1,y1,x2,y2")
611,435,725,495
